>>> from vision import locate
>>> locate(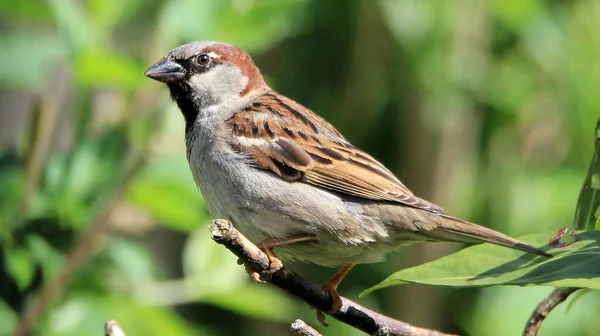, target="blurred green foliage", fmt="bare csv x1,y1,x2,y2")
0,0,599,335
